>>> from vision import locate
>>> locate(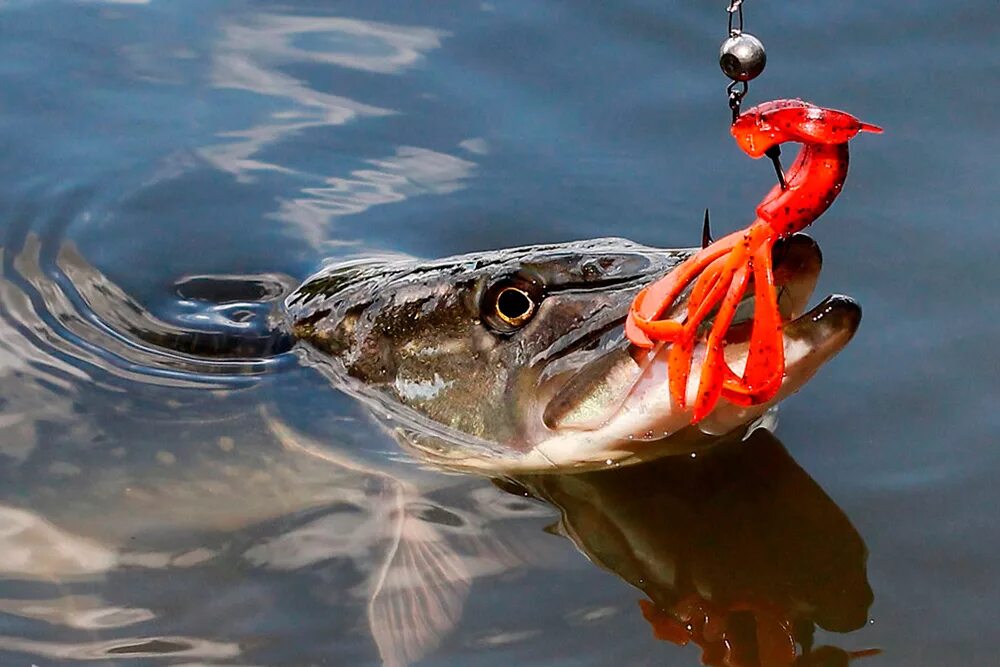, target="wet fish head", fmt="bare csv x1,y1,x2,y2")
286,238,678,459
